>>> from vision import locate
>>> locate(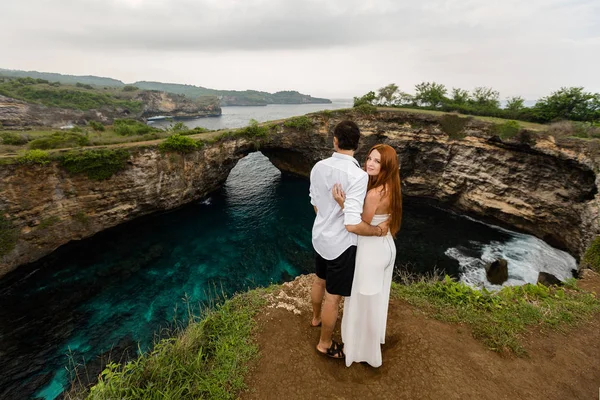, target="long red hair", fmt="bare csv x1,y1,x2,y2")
364,144,402,237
